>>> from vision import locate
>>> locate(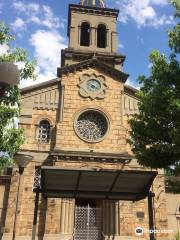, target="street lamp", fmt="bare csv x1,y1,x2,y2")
0,62,20,97
12,153,33,240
